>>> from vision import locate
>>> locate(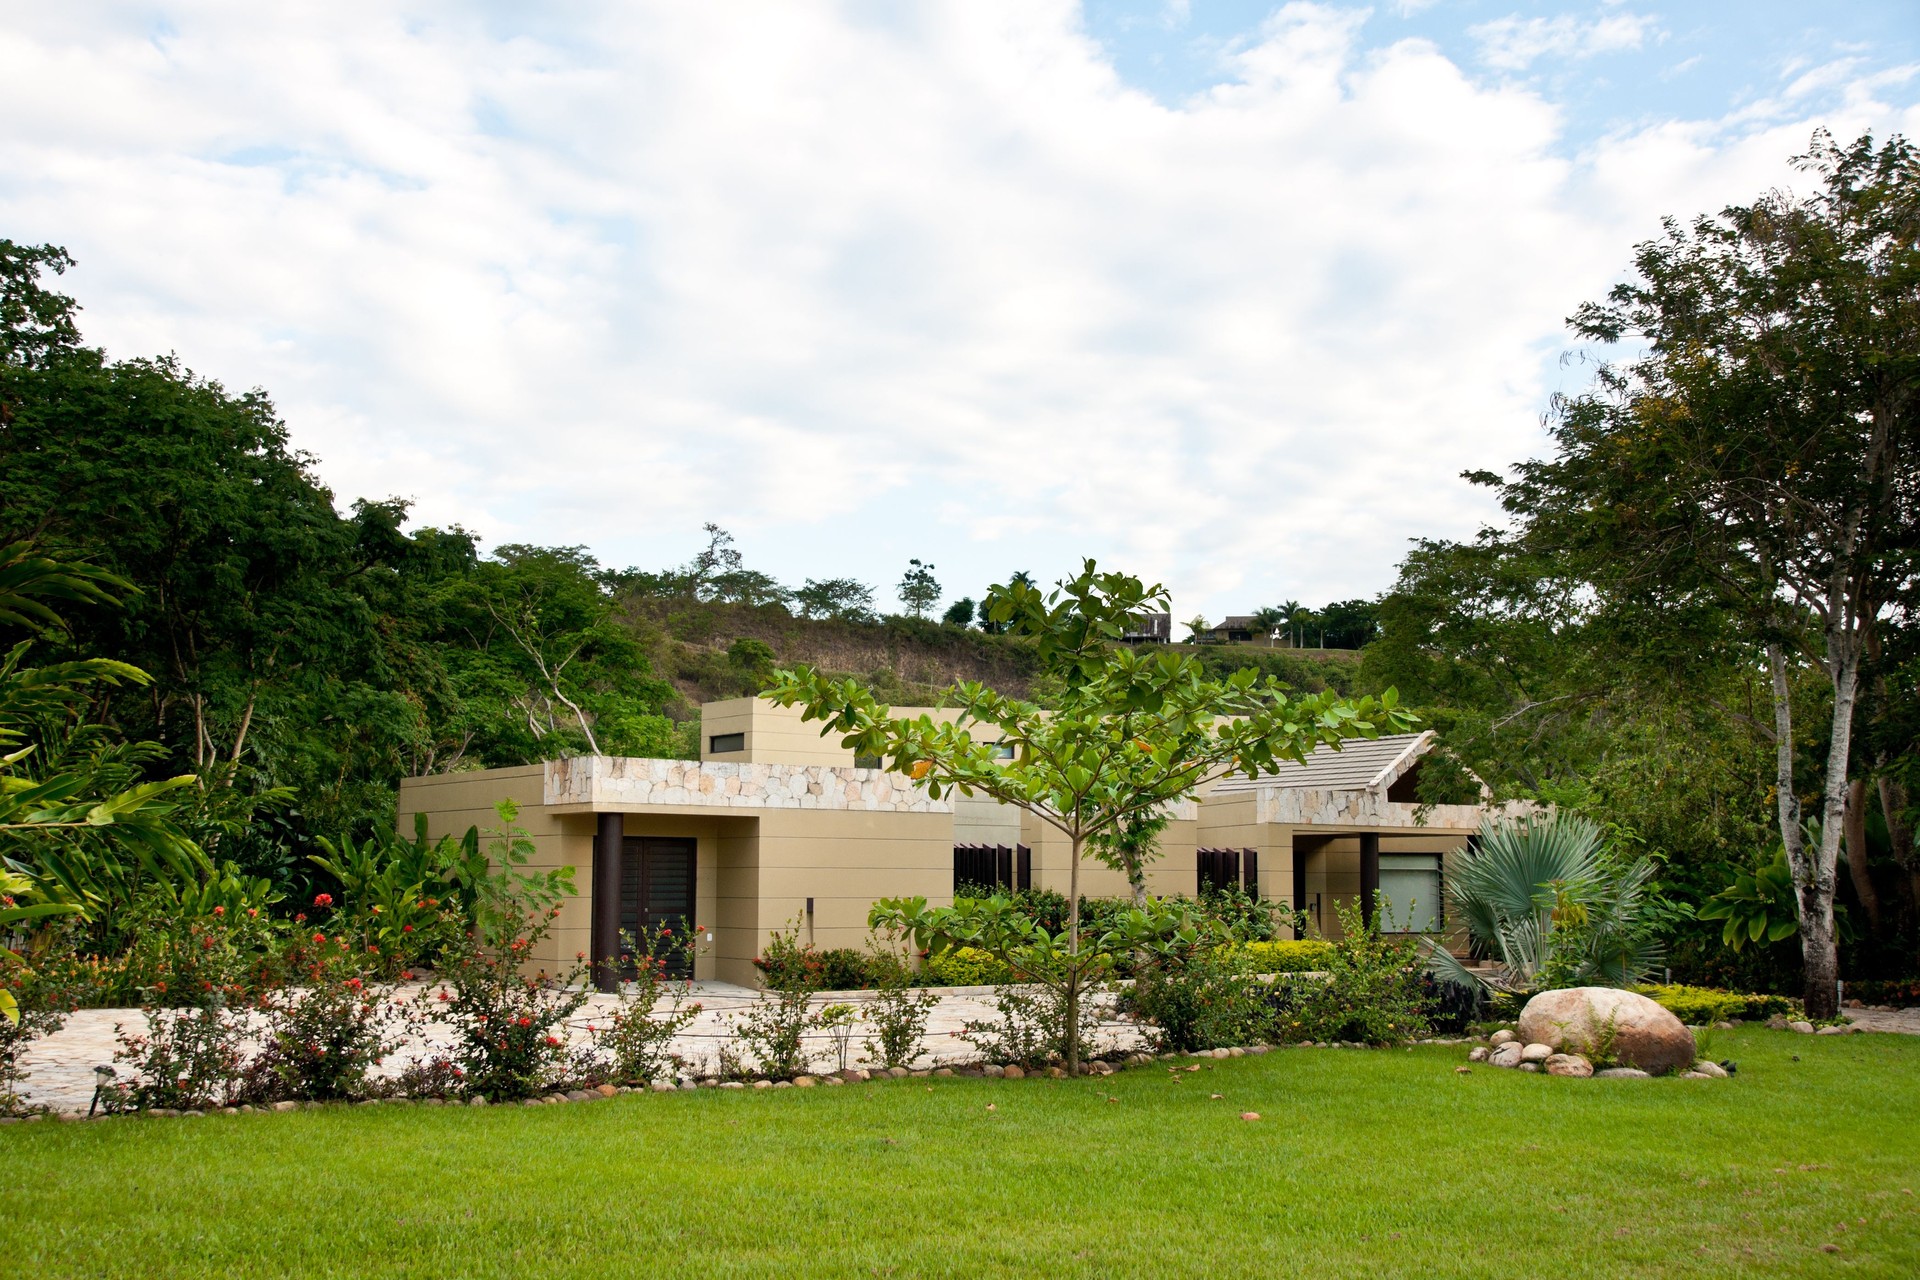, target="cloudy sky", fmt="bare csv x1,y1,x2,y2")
4,2,1917,627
